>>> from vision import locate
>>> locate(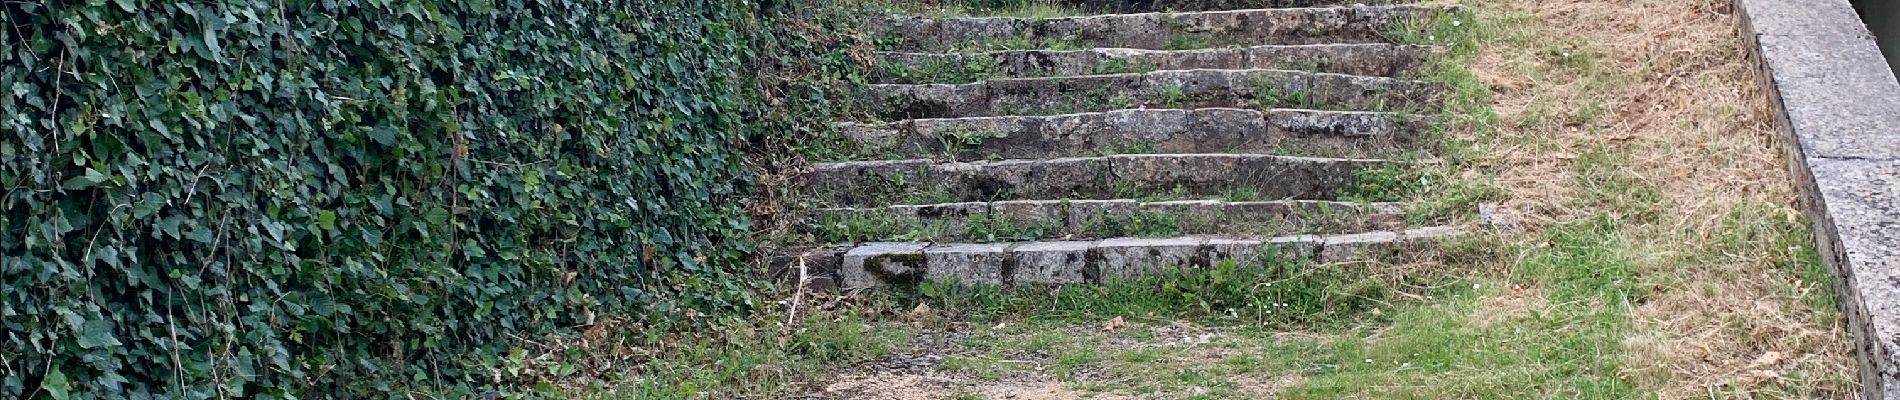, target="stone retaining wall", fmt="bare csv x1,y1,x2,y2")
1738,0,1900,398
